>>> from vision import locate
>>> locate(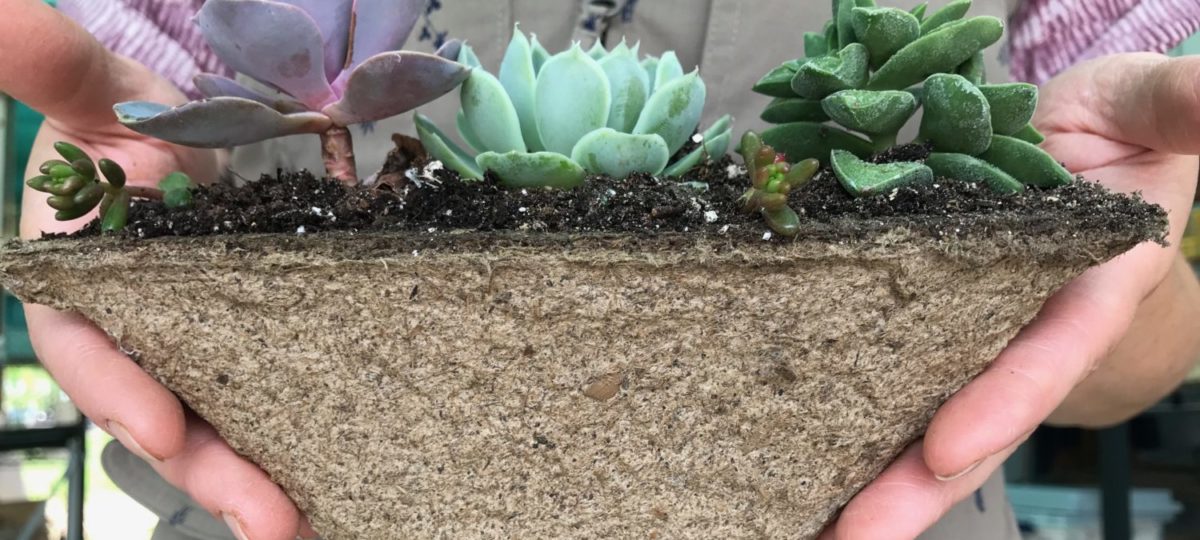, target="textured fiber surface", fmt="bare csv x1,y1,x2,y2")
0,226,1155,539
